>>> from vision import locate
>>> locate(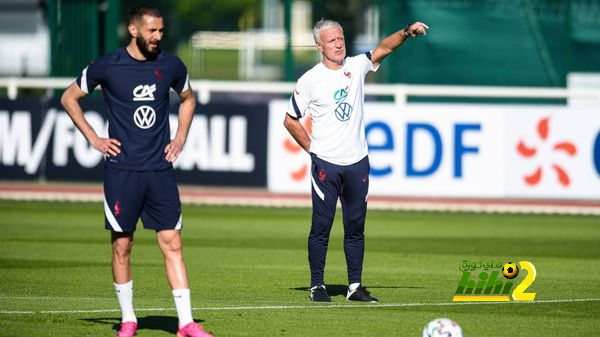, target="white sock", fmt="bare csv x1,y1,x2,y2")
348,282,361,293
172,288,193,327
114,281,137,323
